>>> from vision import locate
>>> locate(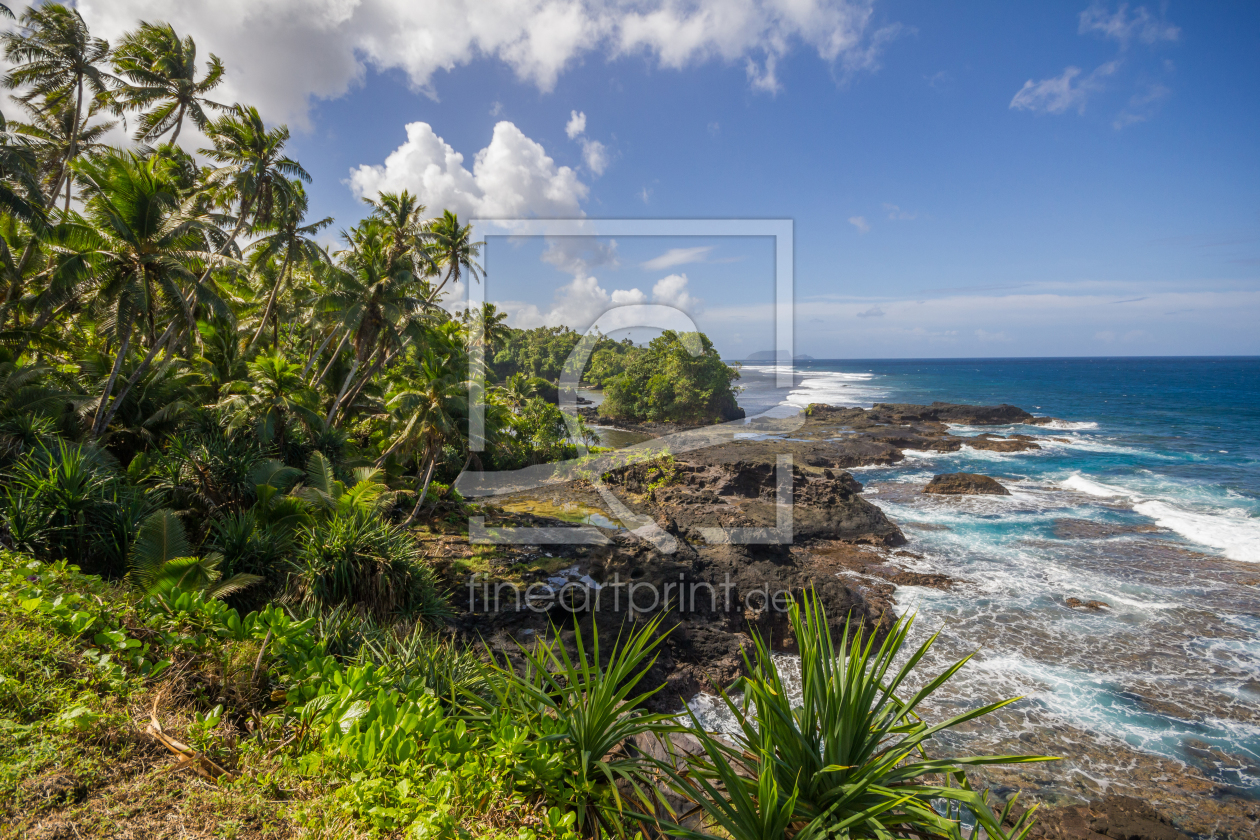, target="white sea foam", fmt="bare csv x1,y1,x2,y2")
1038,419,1100,431
1062,475,1130,498
1132,500,1260,563
1061,474,1260,562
